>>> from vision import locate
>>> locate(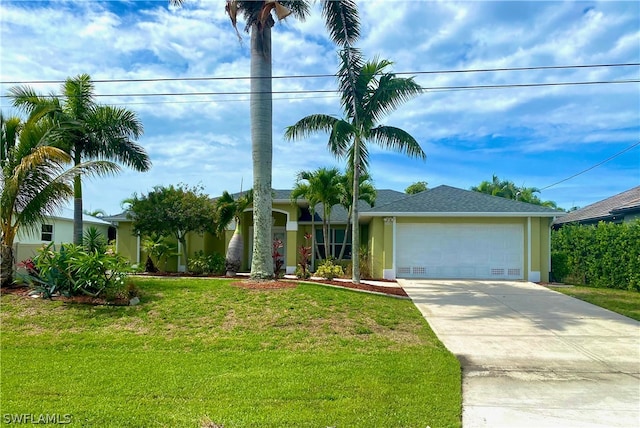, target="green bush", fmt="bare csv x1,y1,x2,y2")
552,221,640,291
550,251,570,282
22,243,133,298
315,259,344,280
187,251,225,275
